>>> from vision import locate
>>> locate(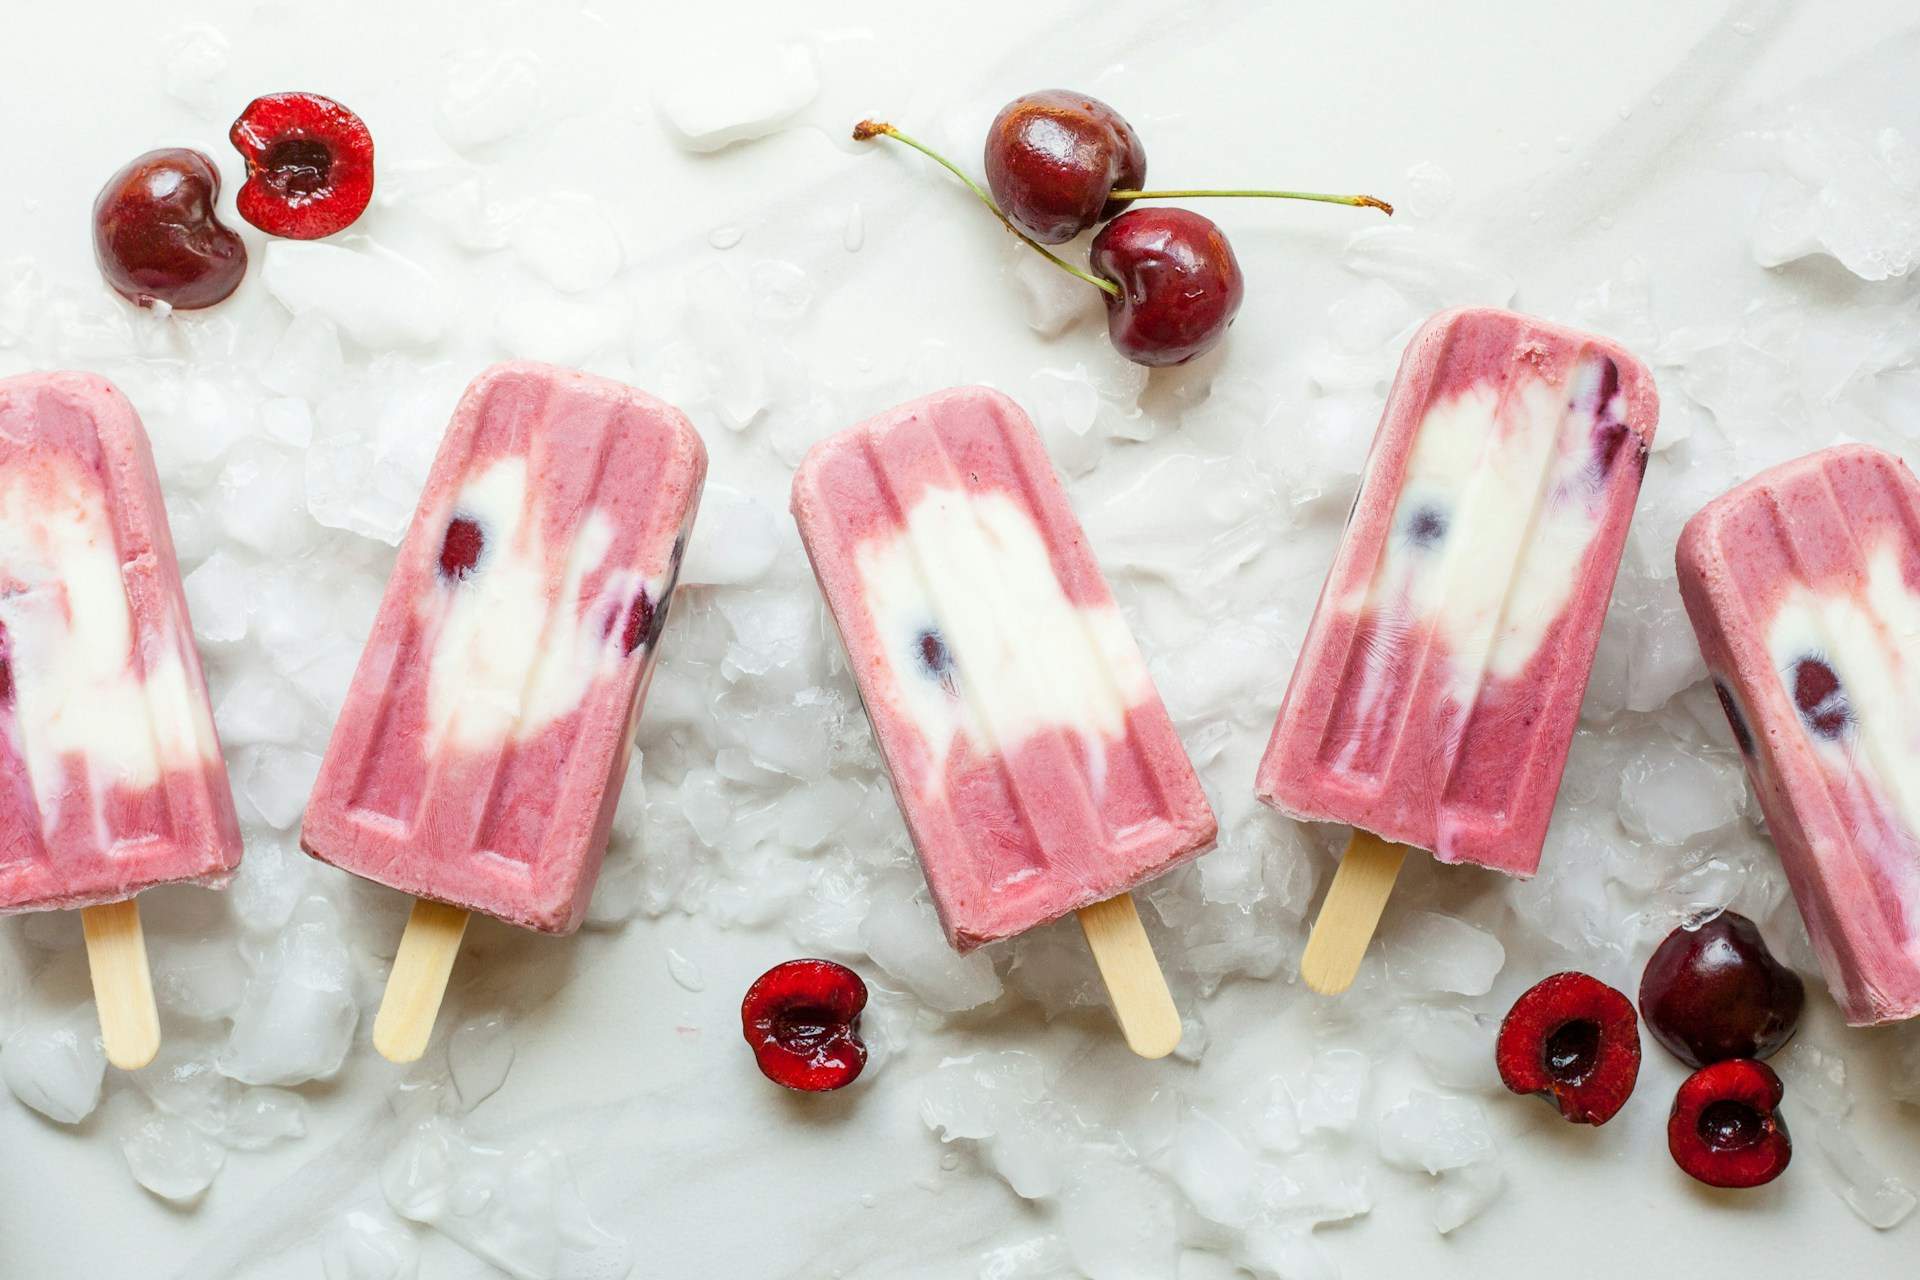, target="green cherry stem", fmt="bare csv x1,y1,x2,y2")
1111,189,1393,215
854,119,1122,297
